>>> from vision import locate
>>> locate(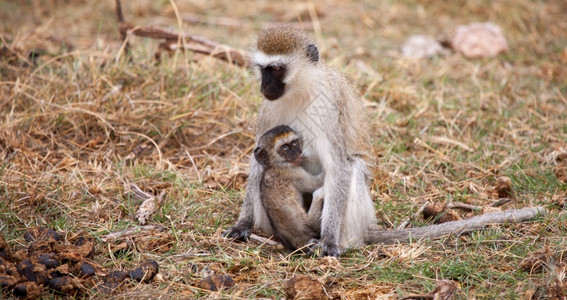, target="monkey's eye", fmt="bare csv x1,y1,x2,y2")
280,145,290,153
268,65,285,73
291,140,299,148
